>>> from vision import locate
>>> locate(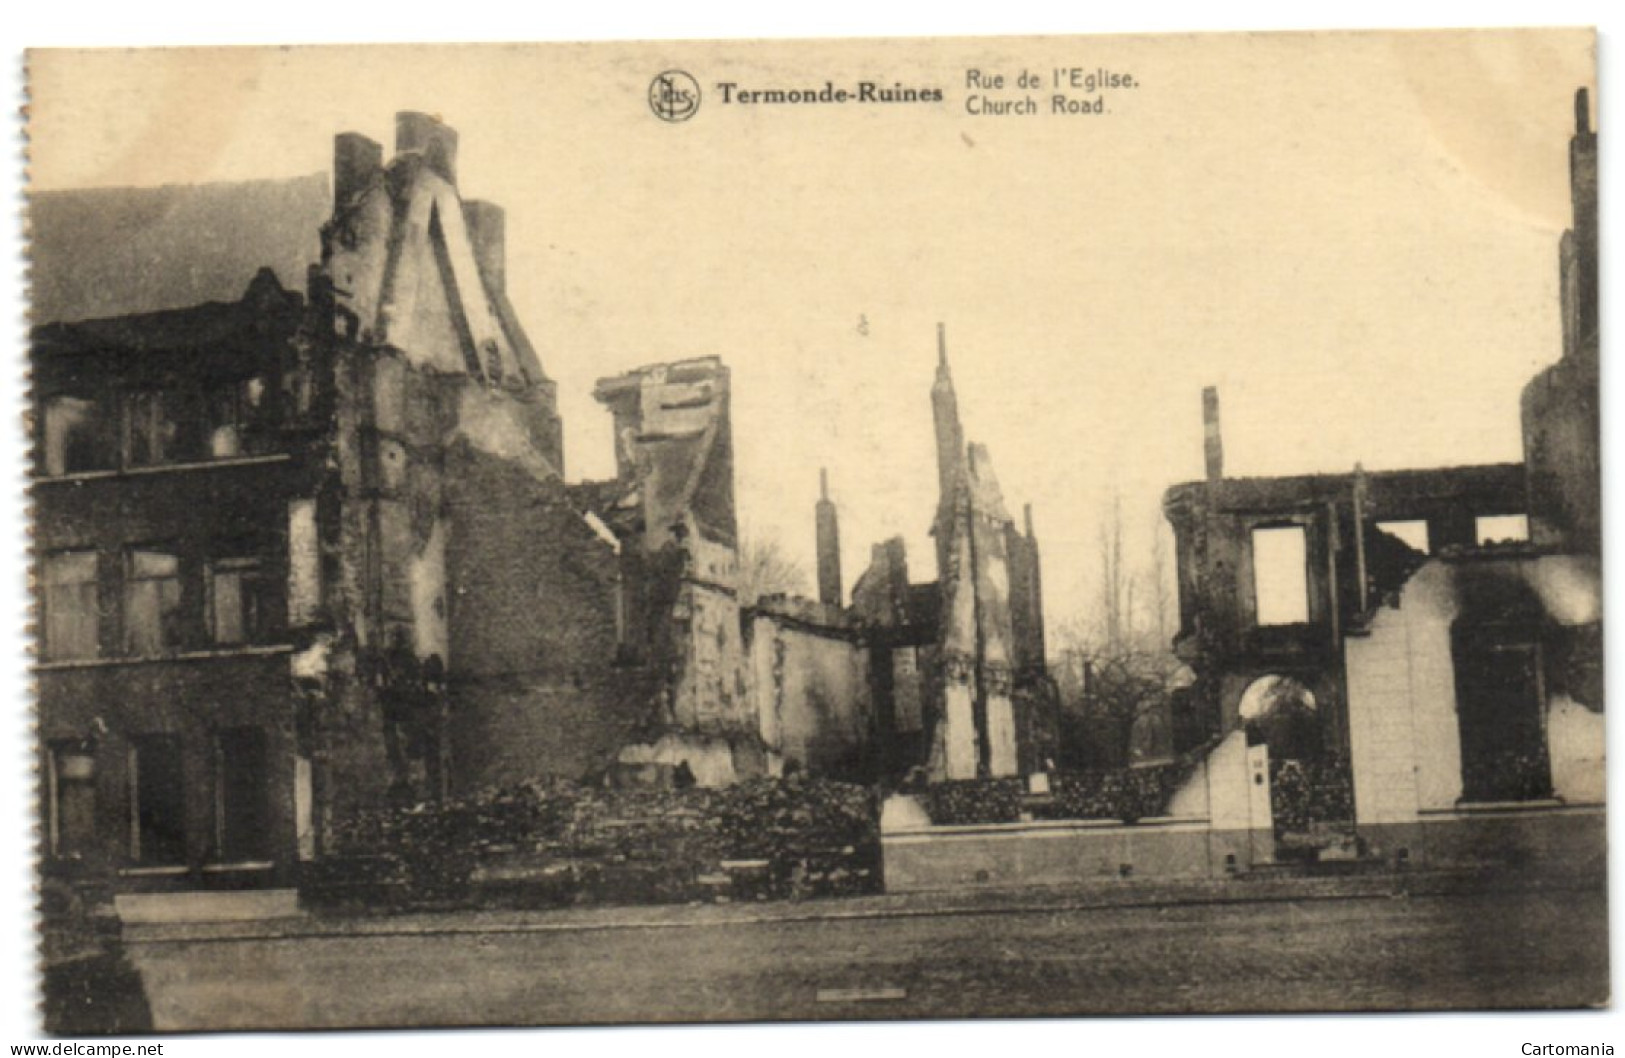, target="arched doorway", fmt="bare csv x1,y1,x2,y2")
1238,675,1320,759
1239,674,1352,859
